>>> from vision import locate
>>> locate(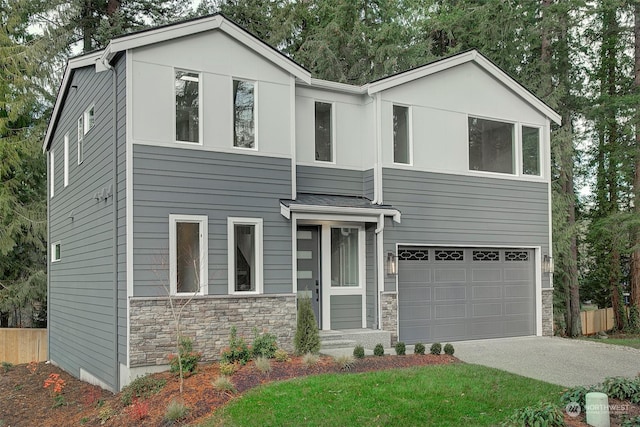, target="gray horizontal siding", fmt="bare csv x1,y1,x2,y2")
382,168,550,292
330,295,362,329
132,146,292,296
48,63,119,391
297,166,371,198
115,55,127,366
